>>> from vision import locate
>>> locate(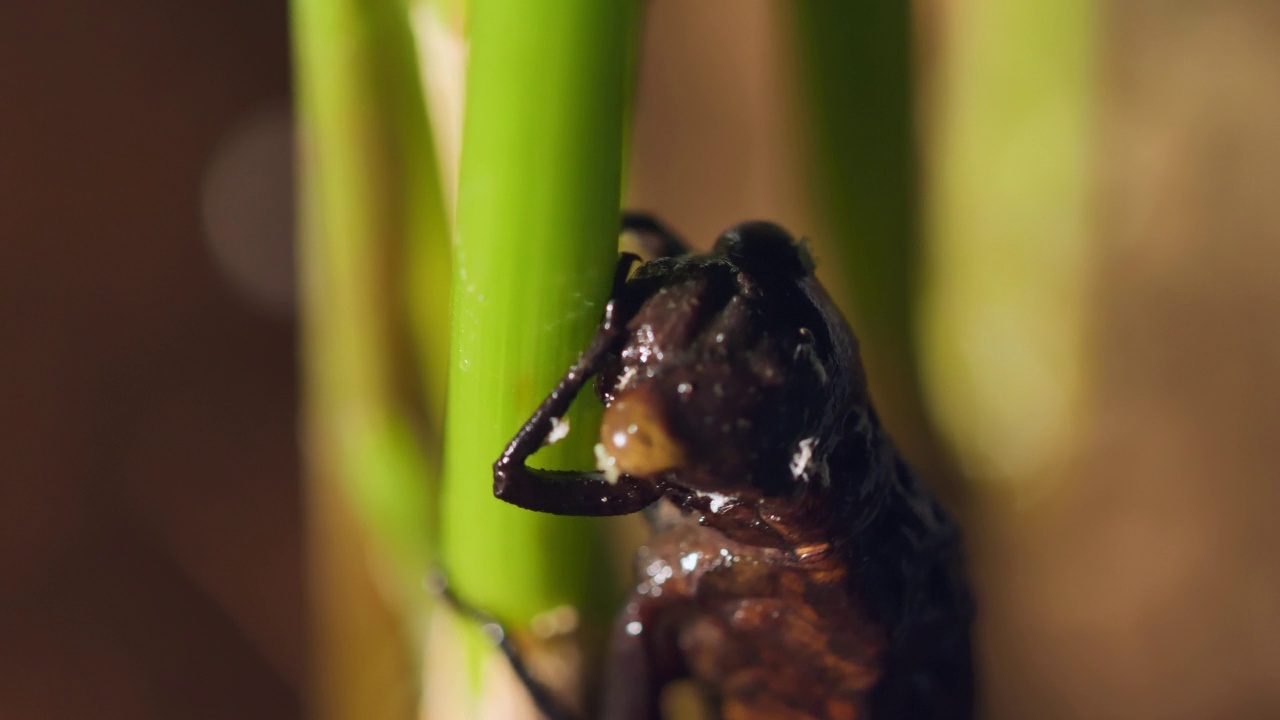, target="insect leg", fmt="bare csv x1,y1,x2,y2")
601,595,687,720
427,571,583,720
493,254,664,517
493,466,665,517
621,211,690,258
